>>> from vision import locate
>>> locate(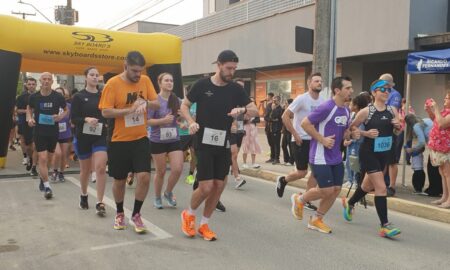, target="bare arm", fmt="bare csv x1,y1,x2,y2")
432,104,450,129
102,107,134,119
